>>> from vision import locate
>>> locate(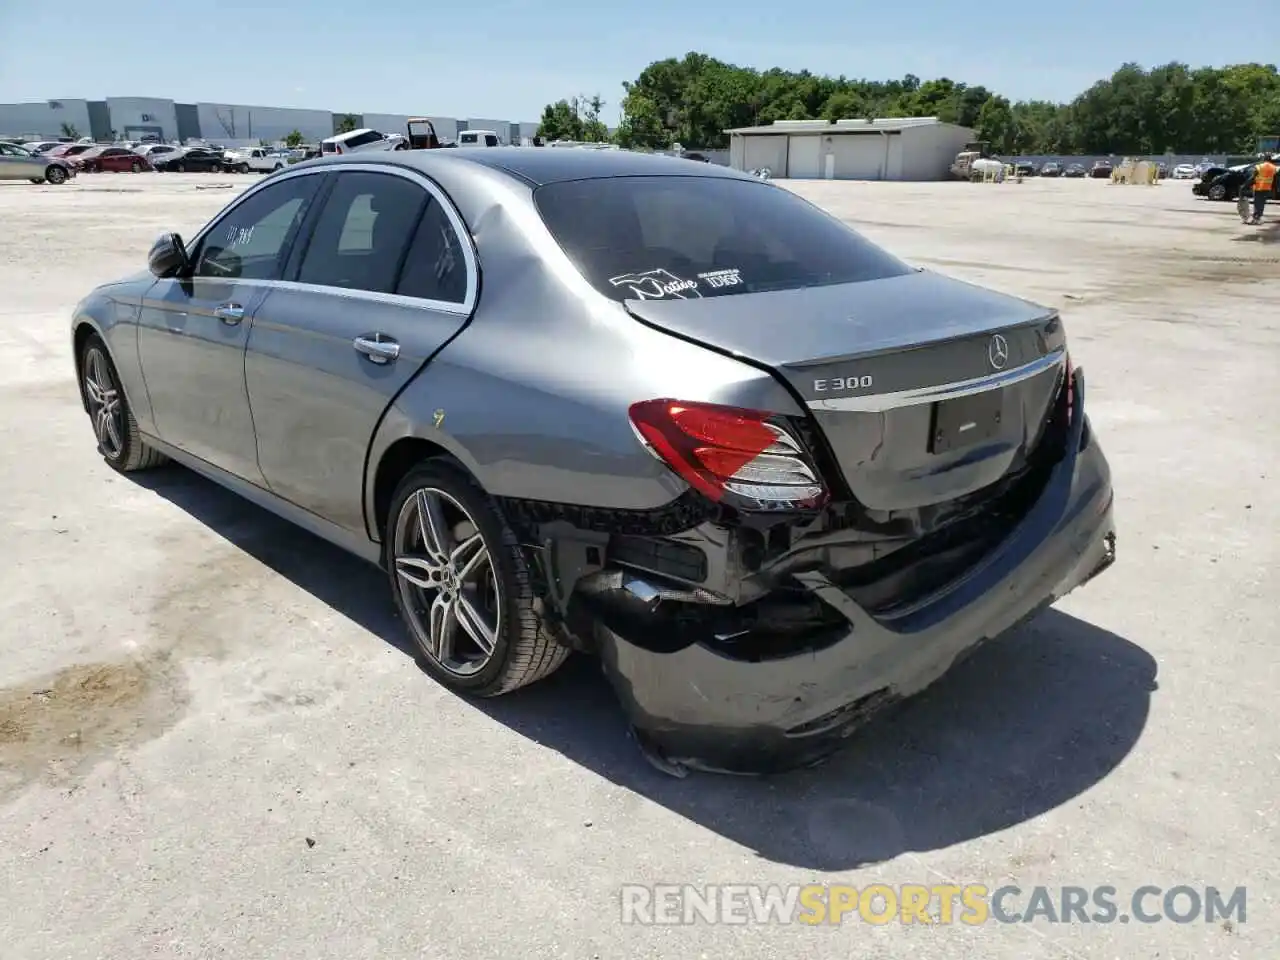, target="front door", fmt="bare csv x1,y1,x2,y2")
137,171,325,483
245,168,476,534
